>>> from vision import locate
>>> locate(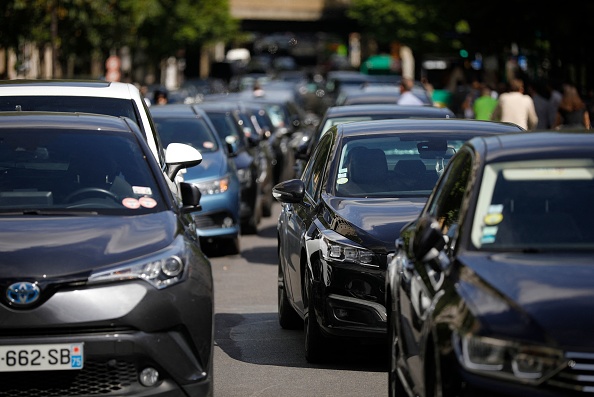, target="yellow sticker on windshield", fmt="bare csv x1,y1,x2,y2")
337,177,348,185
484,213,503,225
